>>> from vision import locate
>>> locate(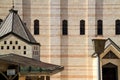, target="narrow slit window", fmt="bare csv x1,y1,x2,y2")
1,46,4,49
24,51,26,55
18,46,21,49
97,20,103,35
13,46,15,49
62,20,68,35
7,46,9,49
80,20,85,35
115,19,120,35
10,41,12,44
15,41,18,44
4,41,7,44
34,19,39,35
24,46,26,49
